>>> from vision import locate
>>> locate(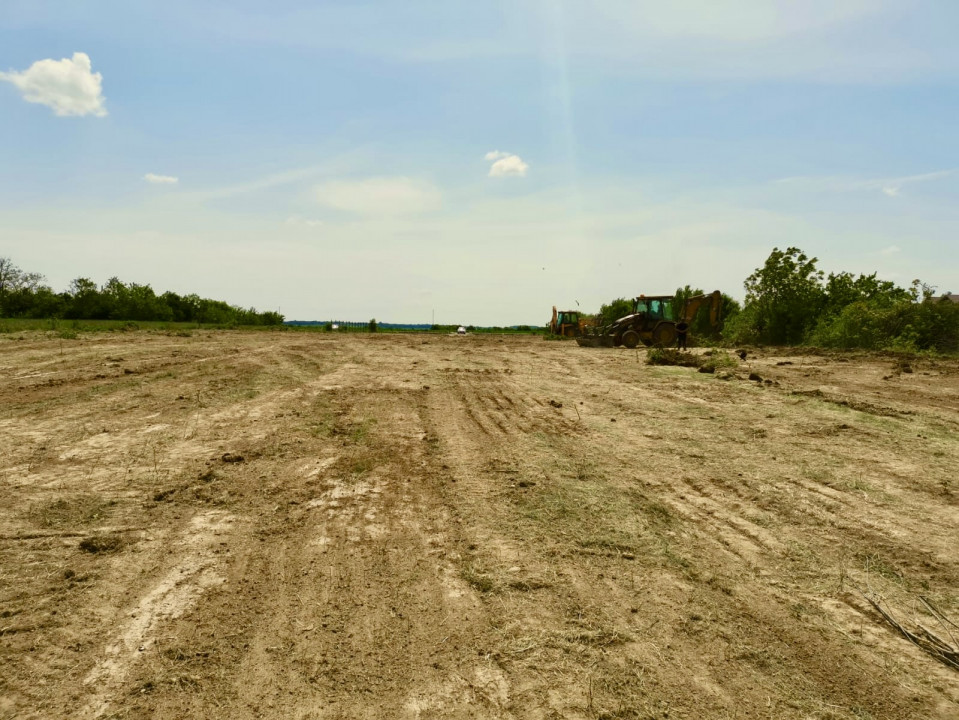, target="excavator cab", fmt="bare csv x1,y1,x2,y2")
634,297,675,322
557,311,579,327
550,307,585,337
